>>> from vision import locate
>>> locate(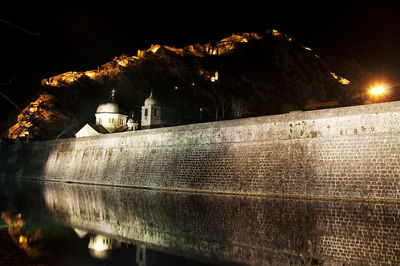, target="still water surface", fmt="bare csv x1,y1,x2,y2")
0,215,208,265
0,179,399,265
